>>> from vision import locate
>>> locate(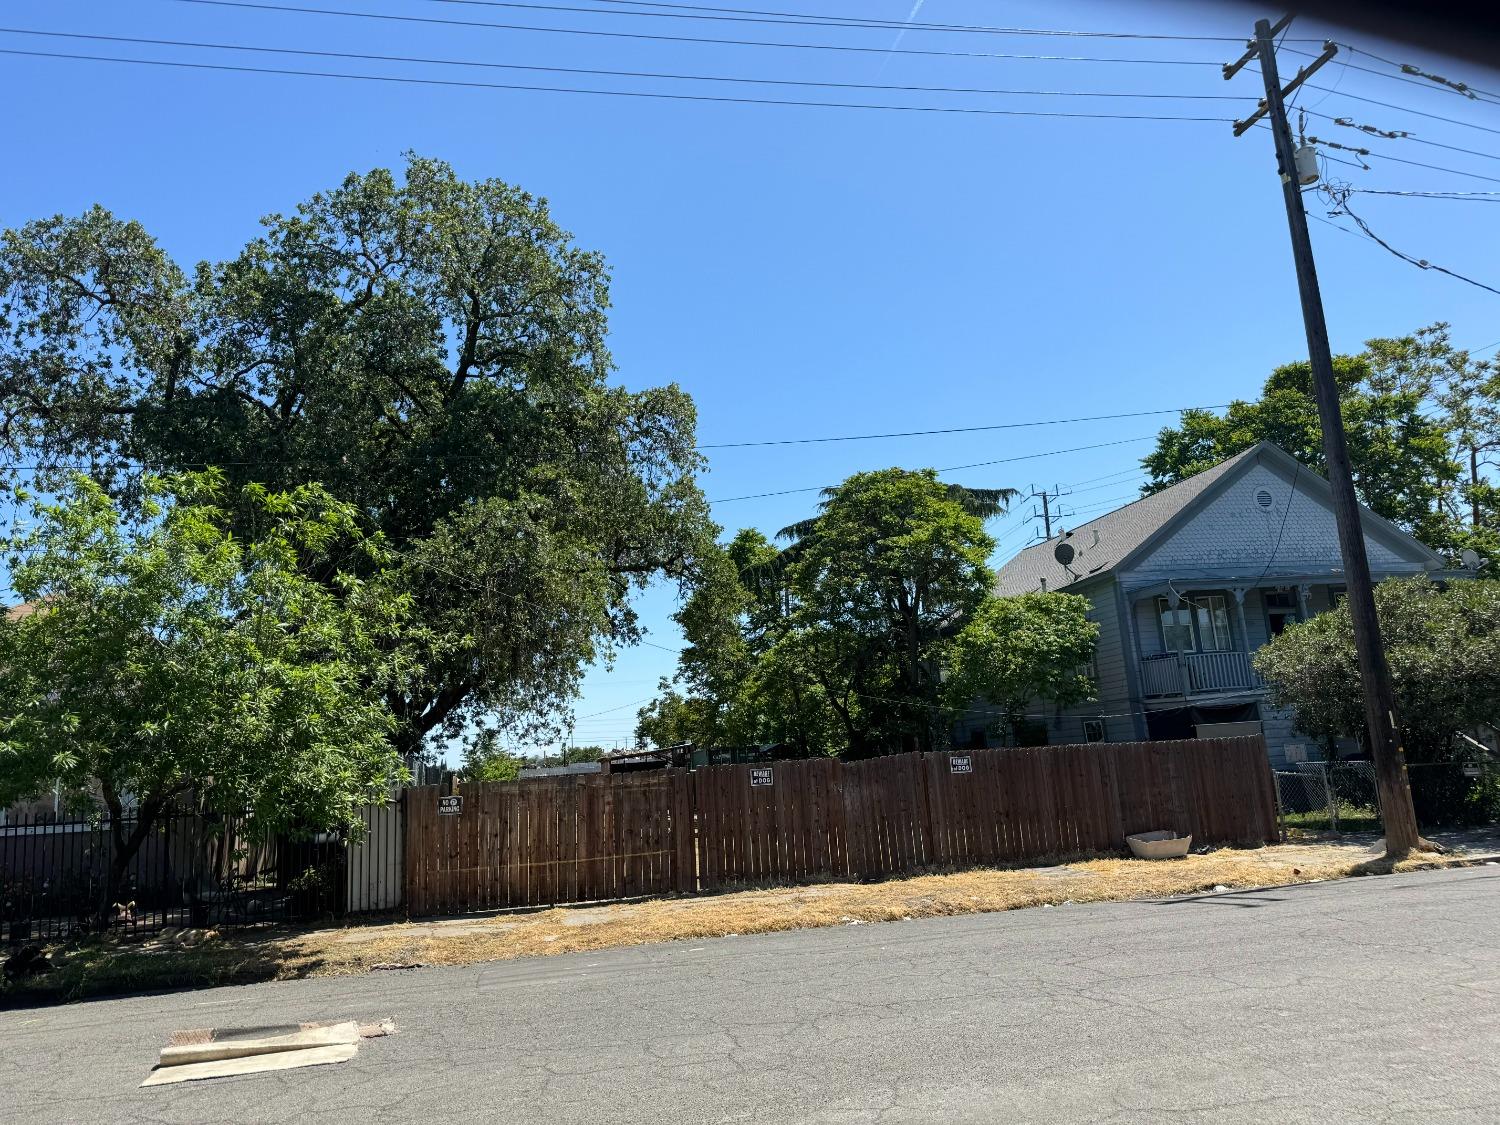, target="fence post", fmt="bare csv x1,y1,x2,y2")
399,788,410,919
1322,764,1338,833
1278,774,1290,846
